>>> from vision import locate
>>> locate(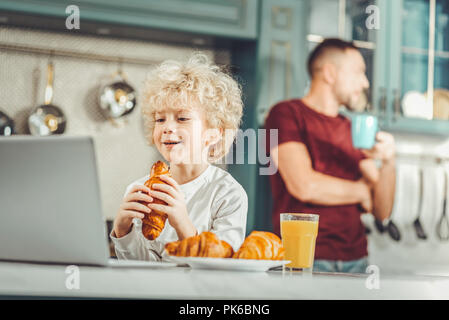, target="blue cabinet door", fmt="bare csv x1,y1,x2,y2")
0,0,258,39
385,0,449,135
